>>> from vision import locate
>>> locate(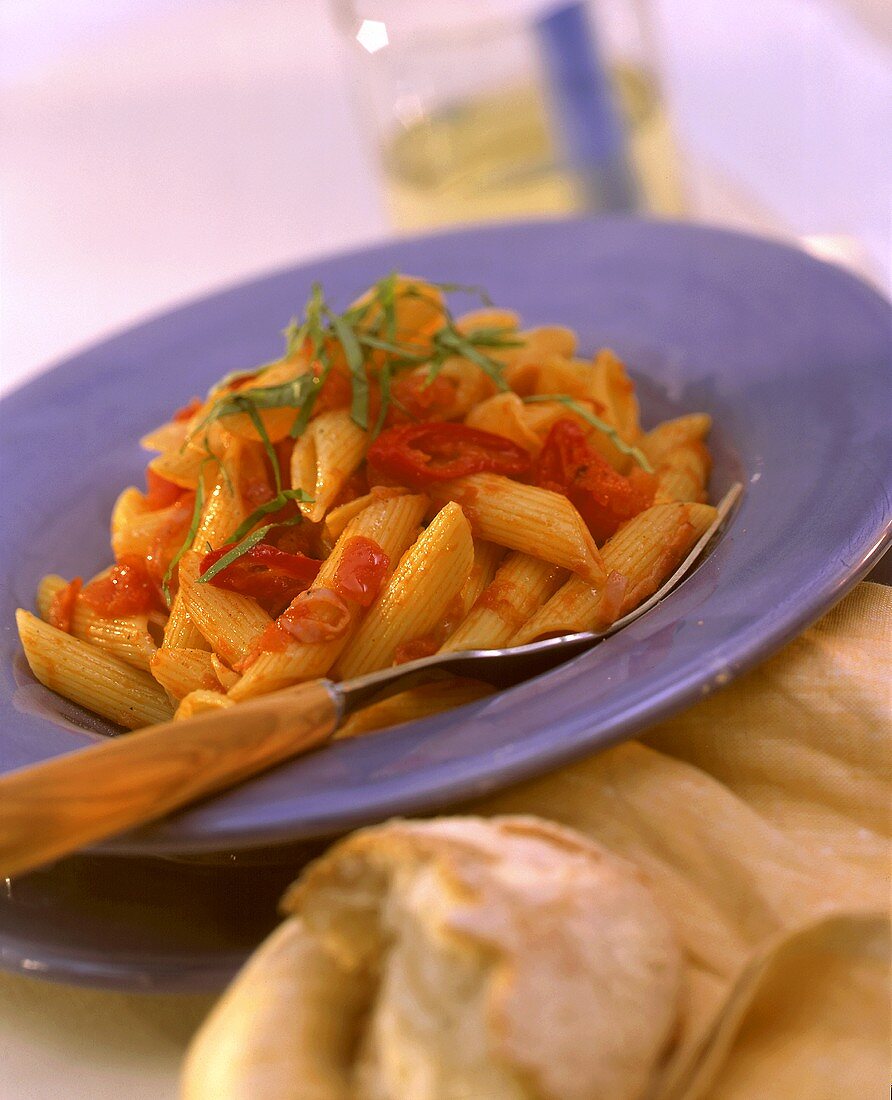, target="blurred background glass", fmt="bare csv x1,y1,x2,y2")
1,0,889,387
333,0,685,229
